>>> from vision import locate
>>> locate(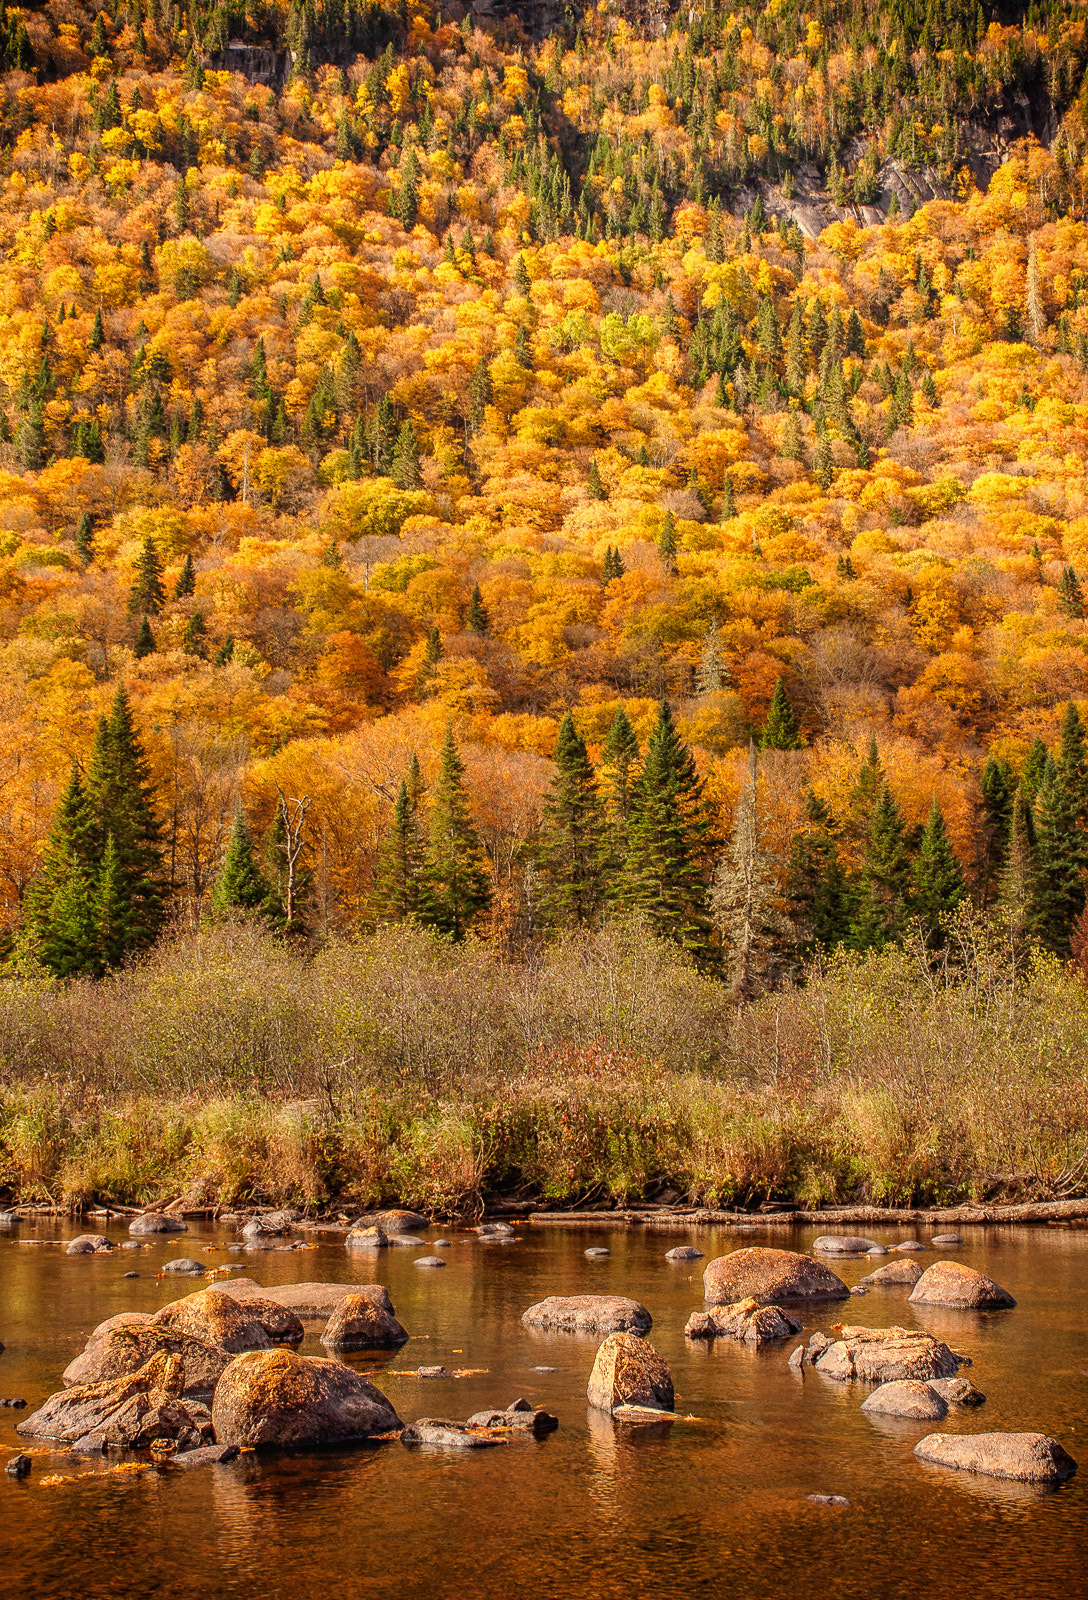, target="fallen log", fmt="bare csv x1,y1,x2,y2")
527,1197,1088,1228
